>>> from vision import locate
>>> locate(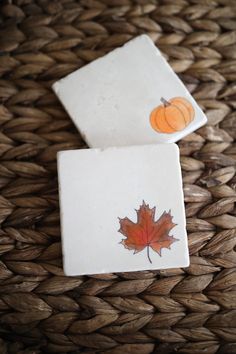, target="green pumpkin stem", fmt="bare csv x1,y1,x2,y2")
161,97,171,107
